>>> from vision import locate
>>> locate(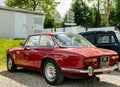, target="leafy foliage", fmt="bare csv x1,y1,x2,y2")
114,0,120,29
108,0,120,29
5,0,47,11
71,0,98,28
91,6,101,27
44,14,54,28
44,9,62,28
71,0,120,29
